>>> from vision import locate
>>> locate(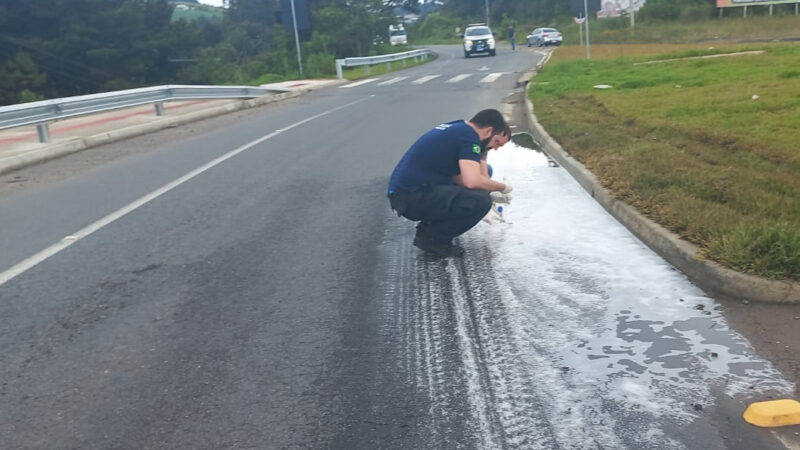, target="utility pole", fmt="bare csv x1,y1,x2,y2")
485,0,490,26
290,0,304,77
630,0,635,29
584,0,591,59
